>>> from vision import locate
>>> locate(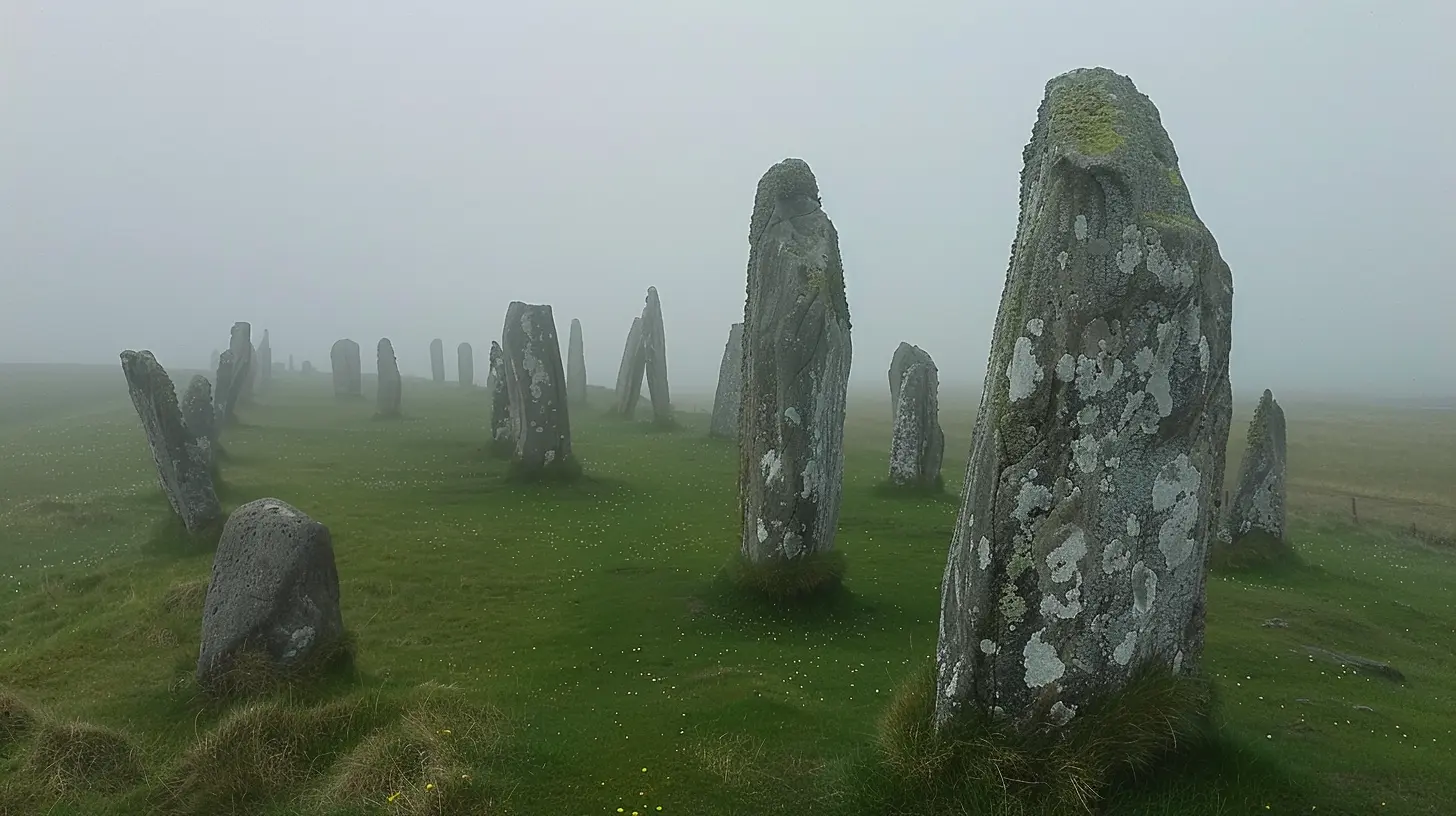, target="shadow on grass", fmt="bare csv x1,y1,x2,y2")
141,513,226,559
697,552,882,629
1210,529,1303,575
